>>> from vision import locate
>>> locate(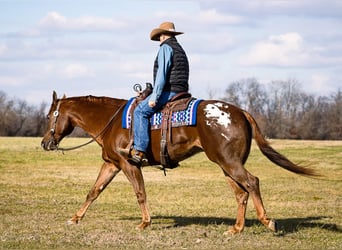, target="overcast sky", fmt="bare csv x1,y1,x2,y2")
1,0,341,105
